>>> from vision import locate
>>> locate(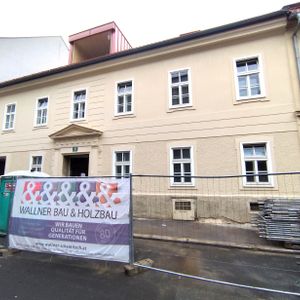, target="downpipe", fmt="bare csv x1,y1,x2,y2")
292,13,300,83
